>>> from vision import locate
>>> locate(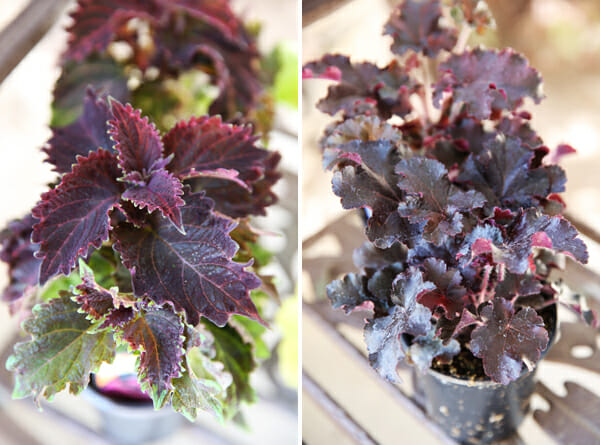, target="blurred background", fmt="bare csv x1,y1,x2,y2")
0,1,298,444
303,0,600,443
